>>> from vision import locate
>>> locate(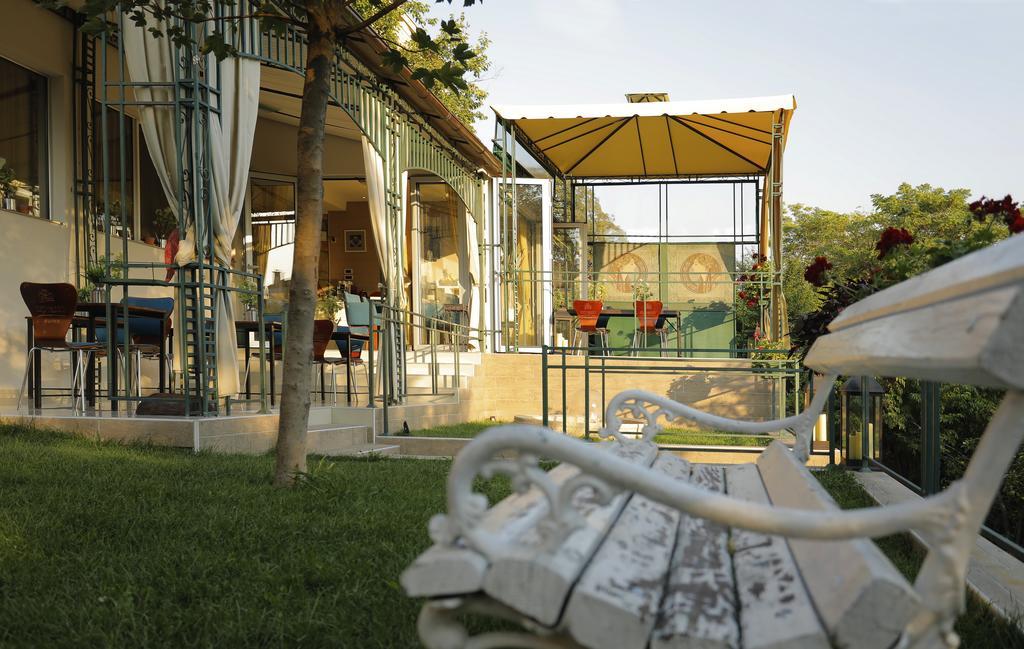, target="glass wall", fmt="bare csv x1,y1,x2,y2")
515,184,544,347
0,57,47,218
417,182,465,321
